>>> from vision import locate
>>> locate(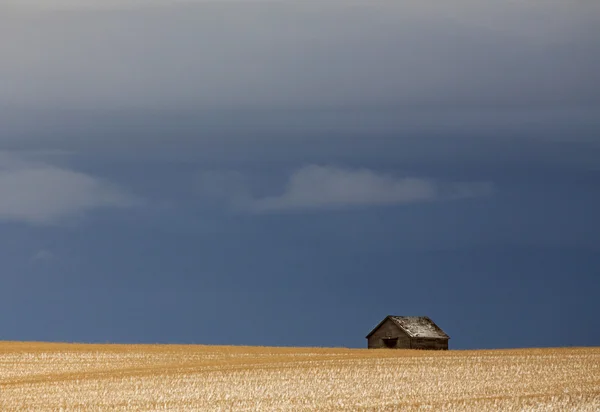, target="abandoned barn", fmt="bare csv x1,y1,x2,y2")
366,316,450,350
